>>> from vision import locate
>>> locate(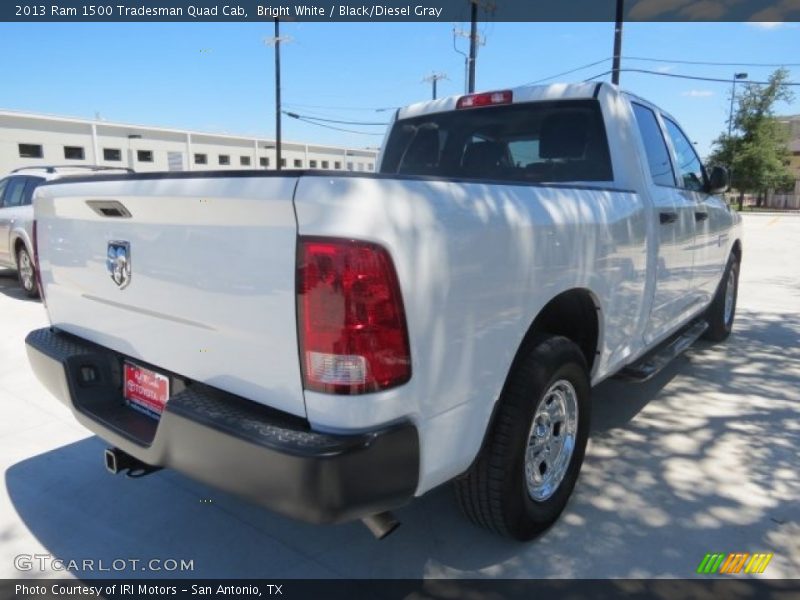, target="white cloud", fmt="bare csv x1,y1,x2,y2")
747,21,787,29
682,90,714,97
